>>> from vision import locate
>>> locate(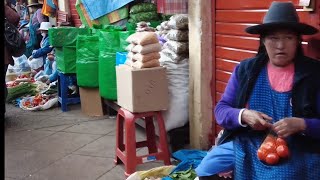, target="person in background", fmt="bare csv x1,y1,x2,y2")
28,21,53,74
195,2,320,180
5,1,20,101
25,0,48,57
15,0,29,23
44,49,58,84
